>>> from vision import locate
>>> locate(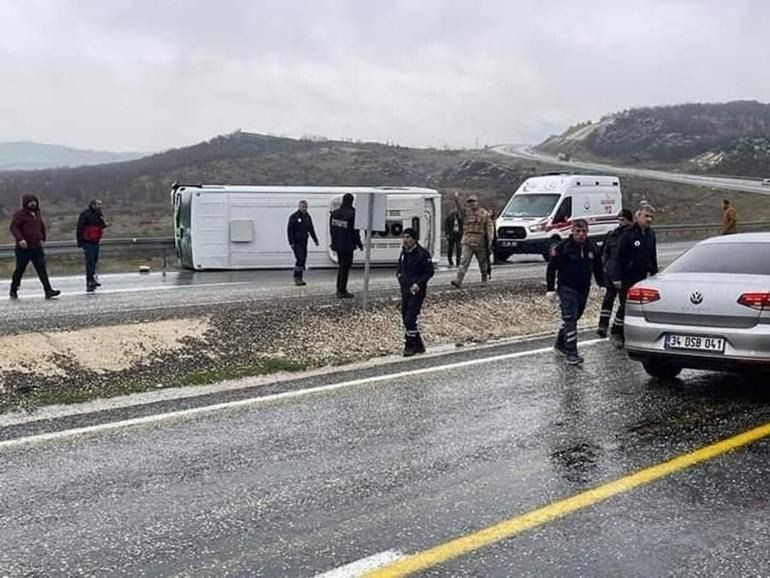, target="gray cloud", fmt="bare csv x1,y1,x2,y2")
0,0,768,151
